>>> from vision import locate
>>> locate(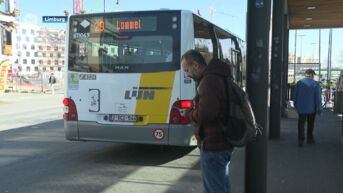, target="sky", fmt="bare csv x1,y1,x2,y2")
288,29,343,69
14,0,343,69
15,0,247,37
